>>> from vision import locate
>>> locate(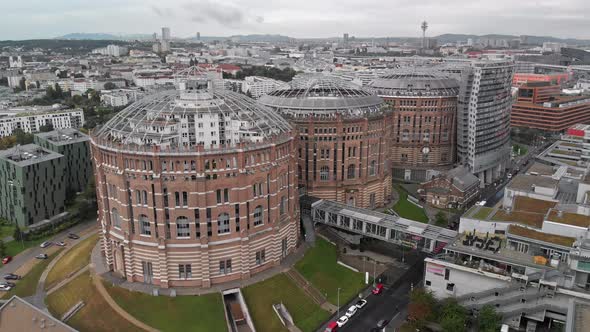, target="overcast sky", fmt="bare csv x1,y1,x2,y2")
2,0,590,40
